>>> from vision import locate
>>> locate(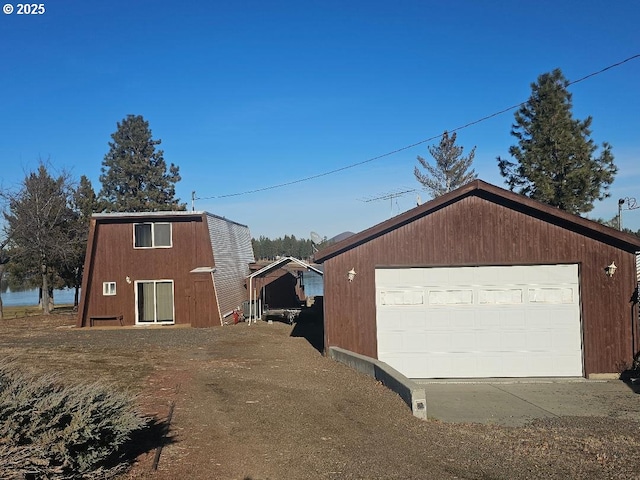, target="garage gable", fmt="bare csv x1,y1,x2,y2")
315,180,640,377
